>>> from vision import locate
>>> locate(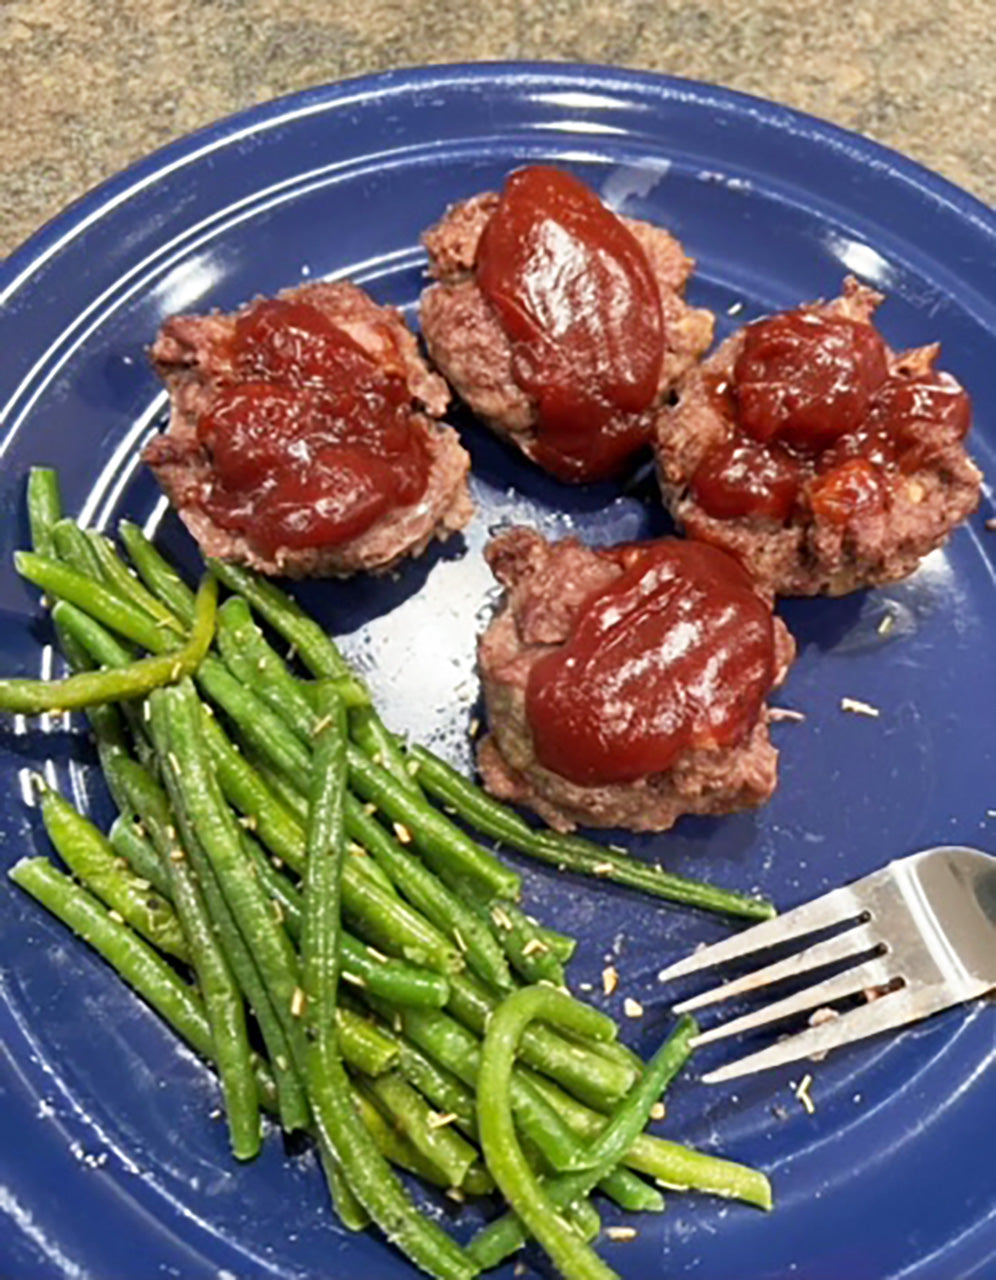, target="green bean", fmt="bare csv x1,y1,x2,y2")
49,601,155,764
39,785,189,961
8,857,278,1161
347,744,520,902
342,858,464,975
15,552,174,652
596,1169,665,1213
200,710,307,872
388,1034,478,1139
108,815,173,897
302,683,474,1279
344,795,512,992
215,739,462,973
52,519,104,578
148,690,310,1129
245,751,310,823
215,598,366,732
207,559,352,680
0,574,217,714
50,611,154,804
237,754,401,902
474,893,566,987
154,798,261,1161
320,1147,371,1232
206,560,414,788
470,1009,698,1274
27,467,62,558
345,837,405,900
103,768,288,1136
9,858,213,1058
85,529,185,633
145,703,310,1127
336,1007,399,1078
374,999,649,1211
352,1083,474,1192
407,744,776,922
477,986,632,1280
158,682,307,1070
362,1070,480,1189
349,704,421,795
197,655,312,783
215,598,316,723
118,521,197,626
523,1070,772,1209
341,938,450,1009
568,1199,601,1245
445,971,633,1111
538,924,577,965
370,1011,659,1212
50,599,136,668
242,838,449,1008
191,669,478,974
